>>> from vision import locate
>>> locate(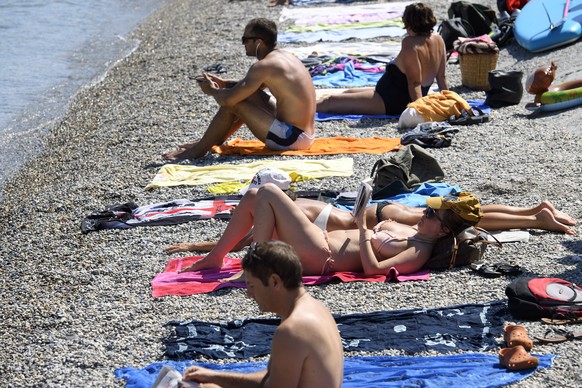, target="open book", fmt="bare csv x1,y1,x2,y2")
352,178,373,219
152,365,199,388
